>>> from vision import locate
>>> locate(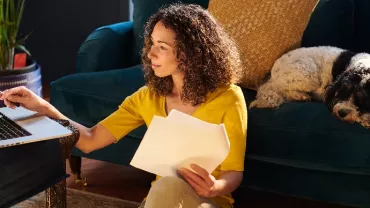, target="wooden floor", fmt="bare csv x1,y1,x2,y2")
42,85,352,208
